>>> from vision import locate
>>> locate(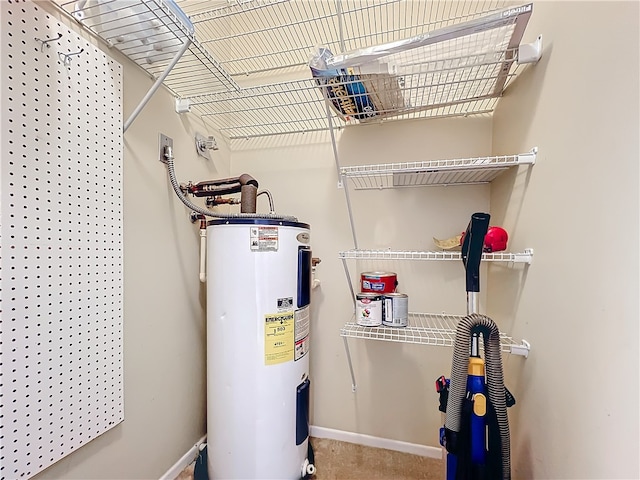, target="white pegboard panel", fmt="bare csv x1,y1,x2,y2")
0,1,124,479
